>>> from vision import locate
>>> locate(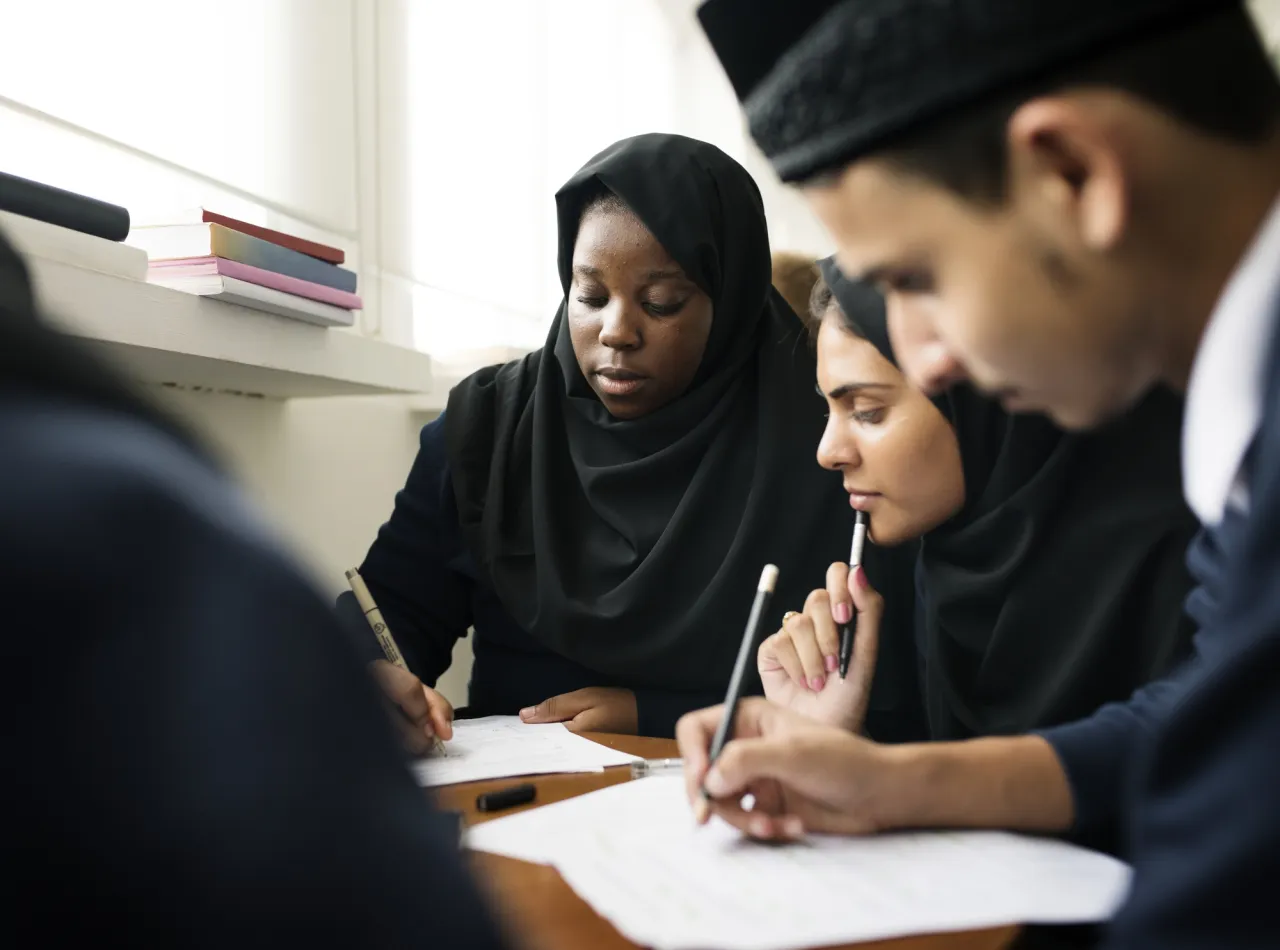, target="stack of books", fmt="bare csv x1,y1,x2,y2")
129,209,359,328
0,171,147,281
